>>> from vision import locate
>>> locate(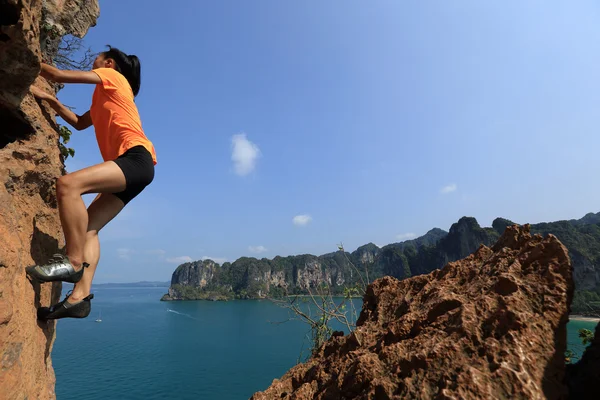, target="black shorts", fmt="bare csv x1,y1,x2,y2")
112,145,155,205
